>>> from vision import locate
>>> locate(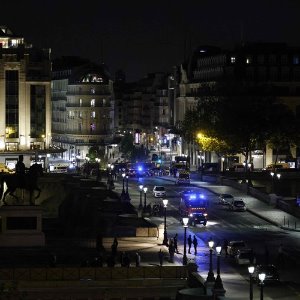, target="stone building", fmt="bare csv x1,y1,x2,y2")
0,26,51,166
